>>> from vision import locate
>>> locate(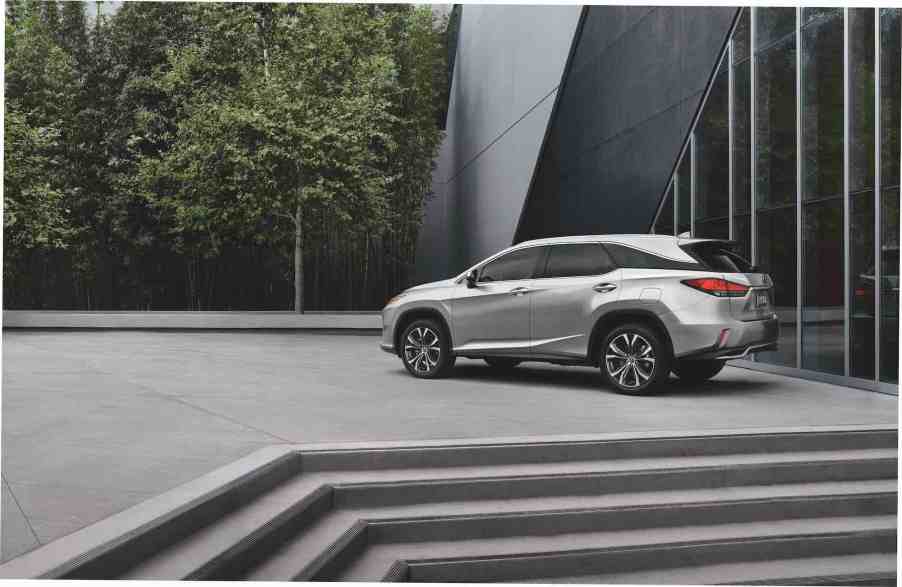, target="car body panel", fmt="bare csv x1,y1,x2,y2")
529,270,622,358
